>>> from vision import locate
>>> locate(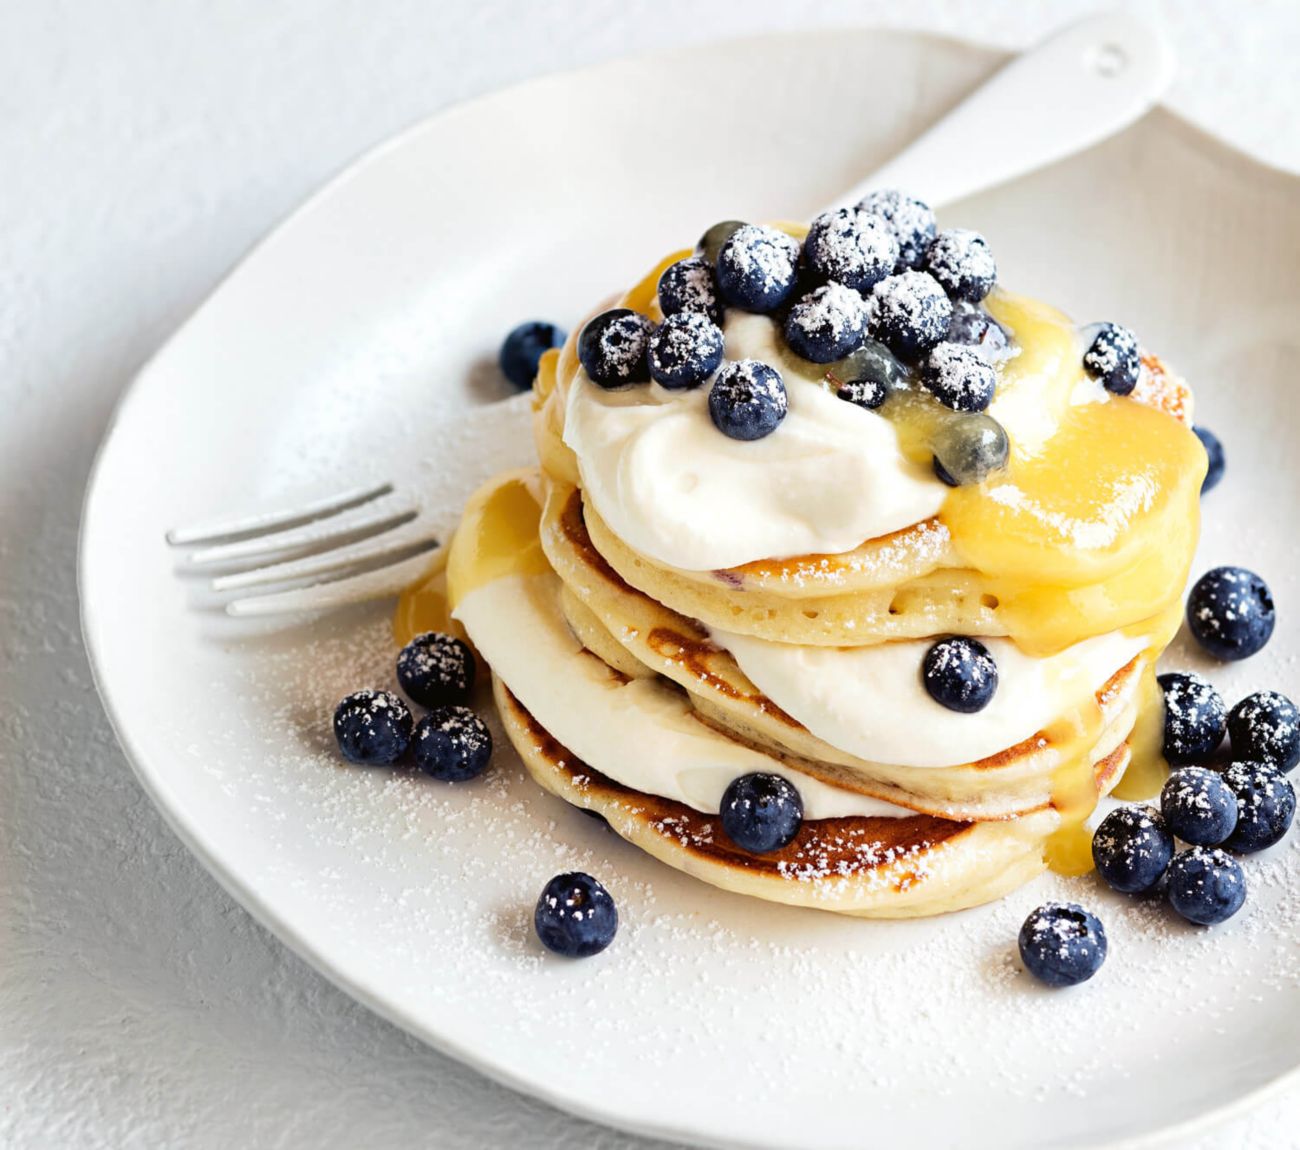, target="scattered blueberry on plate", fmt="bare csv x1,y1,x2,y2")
1186,566,1276,661
866,271,952,364
719,772,803,853
578,308,652,388
1166,847,1246,926
412,704,493,782
1158,671,1226,765
1082,322,1141,396
920,342,997,412
1160,766,1238,846
922,636,998,713
802,207,898,293
784,282,867,364
855,189,936,270
1221,761,1296,853
925,228,997,303
333,689,413,766
1018,902,1108,988
1193,425,1225,493
1228,691,1300,773
534,872,619,958
1092,805,1174,894
499,320,566,390
397,631,475,709
658,256,723,324
708,359,788,441
648,311,725,389
930,413,1009,487
715,224,801,313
